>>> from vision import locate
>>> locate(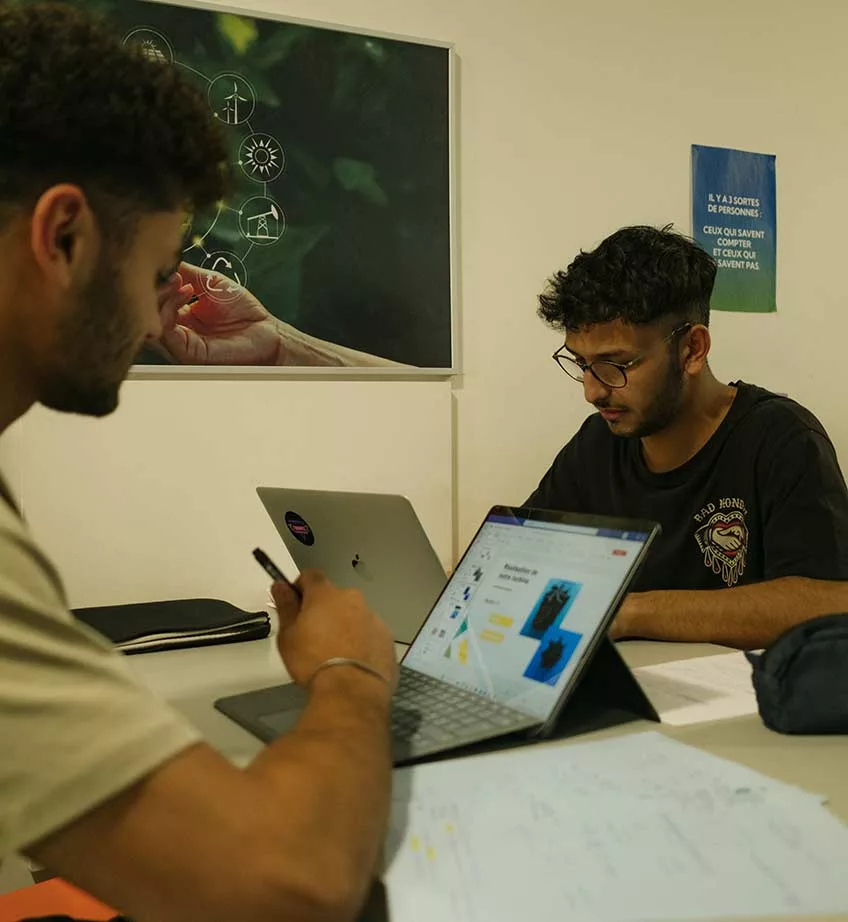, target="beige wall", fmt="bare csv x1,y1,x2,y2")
443,0,848,545
7,381,452,609
3,0,846,603
219,0,848,546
